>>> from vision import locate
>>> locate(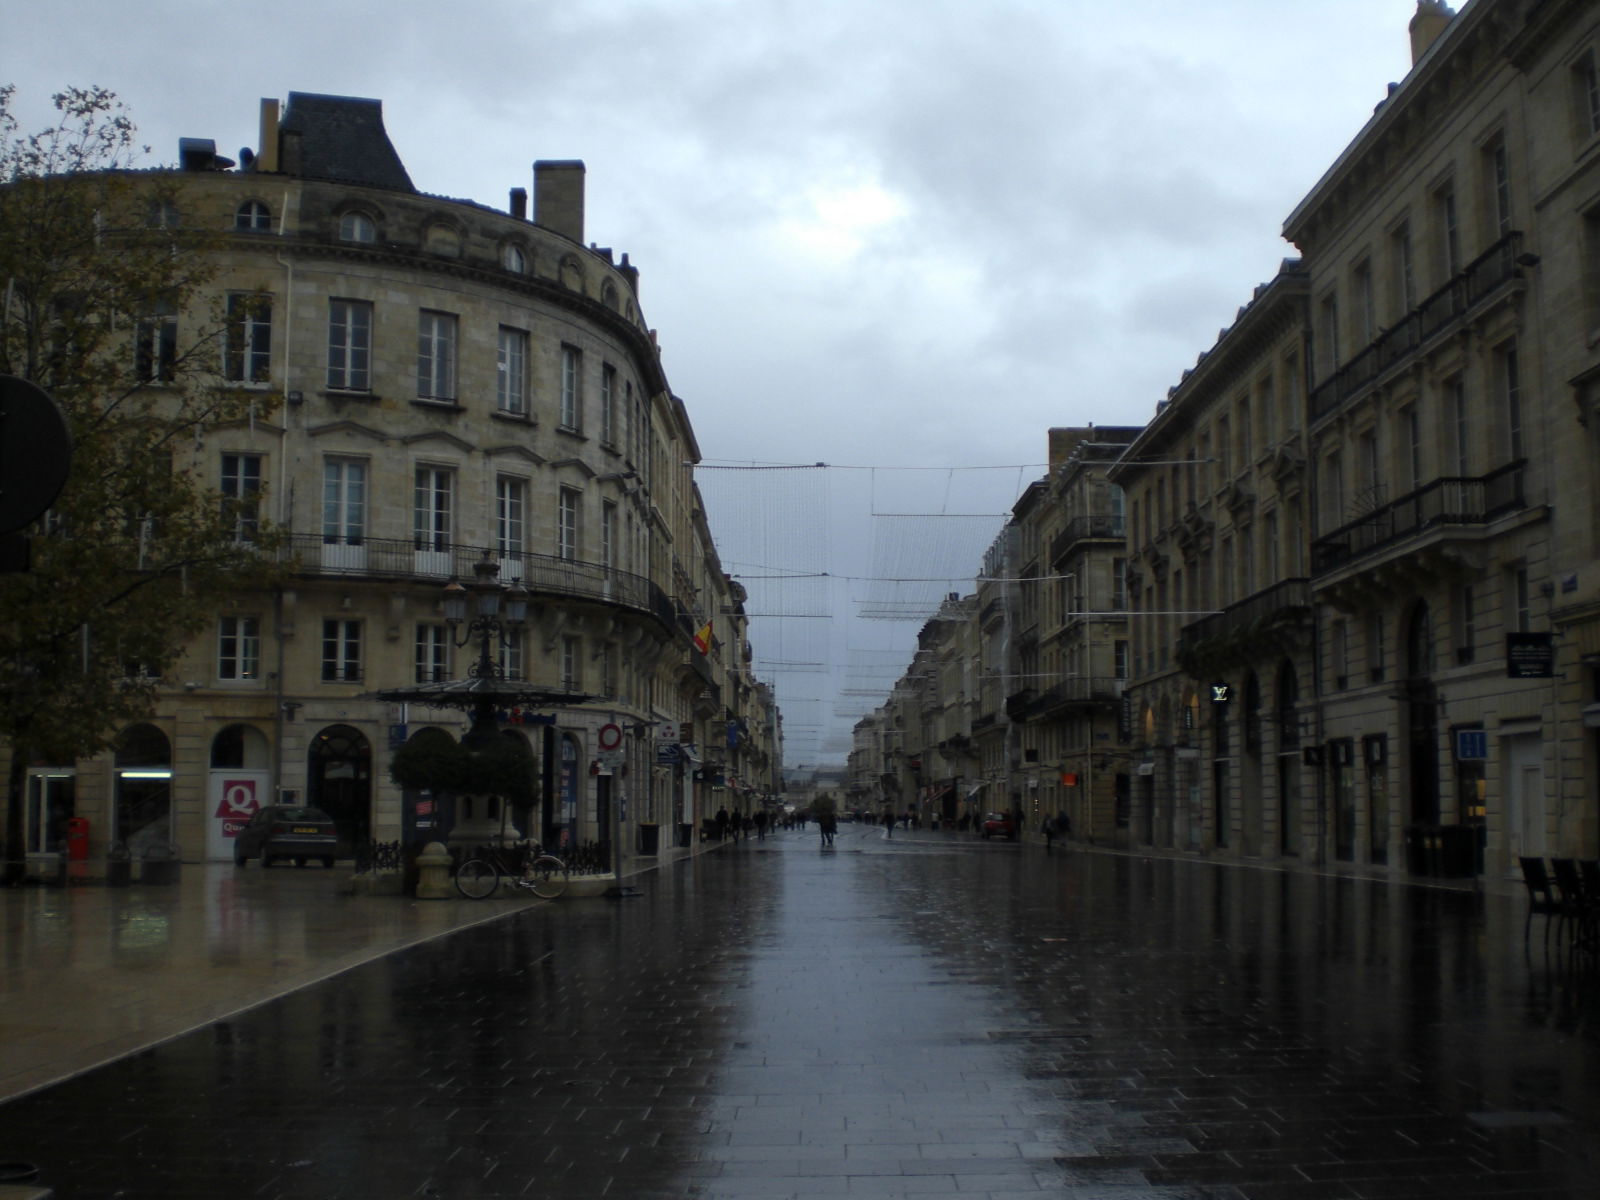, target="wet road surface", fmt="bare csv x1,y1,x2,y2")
3,826,1598,1199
